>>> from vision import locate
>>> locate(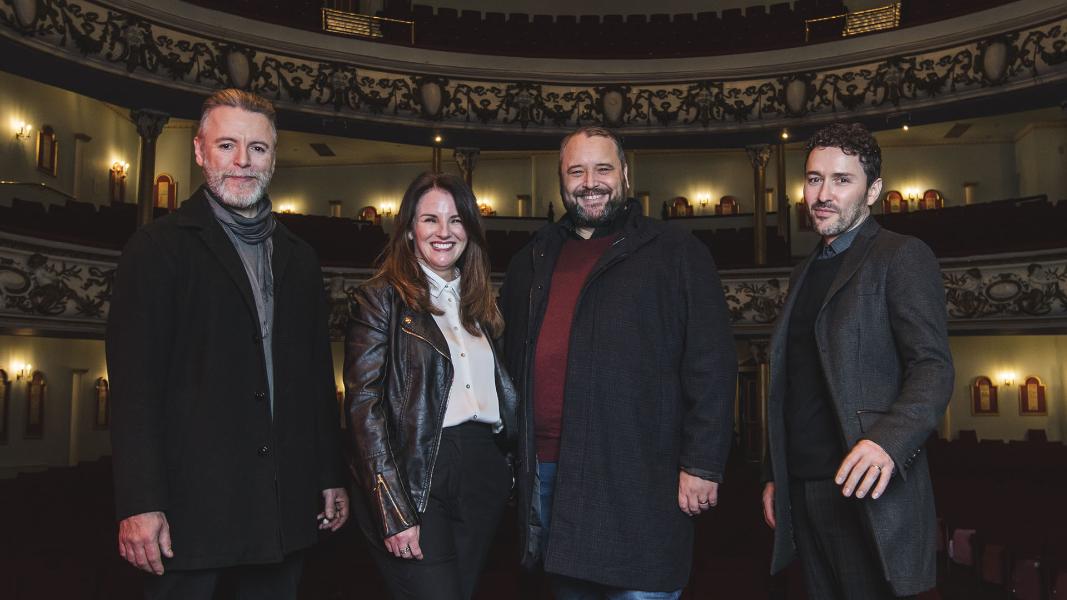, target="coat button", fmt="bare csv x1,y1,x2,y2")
258,445,270,456
254,391,266,402
403,316,413,325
